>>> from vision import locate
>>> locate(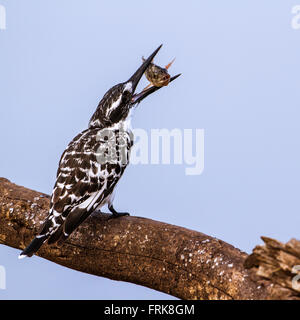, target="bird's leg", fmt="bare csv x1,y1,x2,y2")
108,204,130,219
165,58,175,70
